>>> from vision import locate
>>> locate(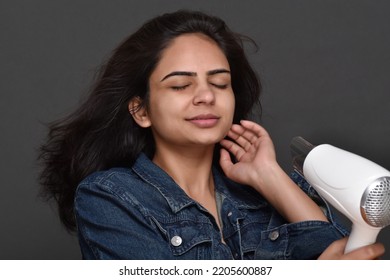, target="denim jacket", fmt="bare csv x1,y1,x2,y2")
74,153,348,260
